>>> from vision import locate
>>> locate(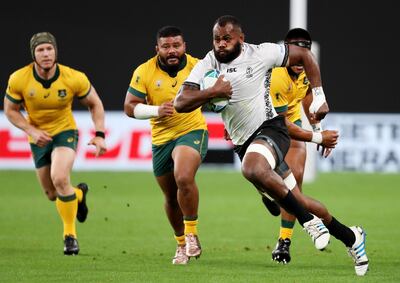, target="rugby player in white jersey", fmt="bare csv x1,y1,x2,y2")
174,15,368,276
